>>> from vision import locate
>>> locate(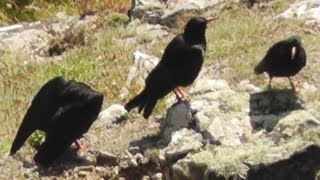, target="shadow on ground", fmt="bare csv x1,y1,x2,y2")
129,102,196,152
249,88,305,132
246,144,320,180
